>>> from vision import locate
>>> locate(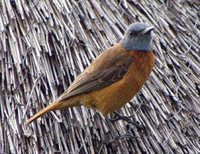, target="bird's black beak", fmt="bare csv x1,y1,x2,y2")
141,26,154,34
